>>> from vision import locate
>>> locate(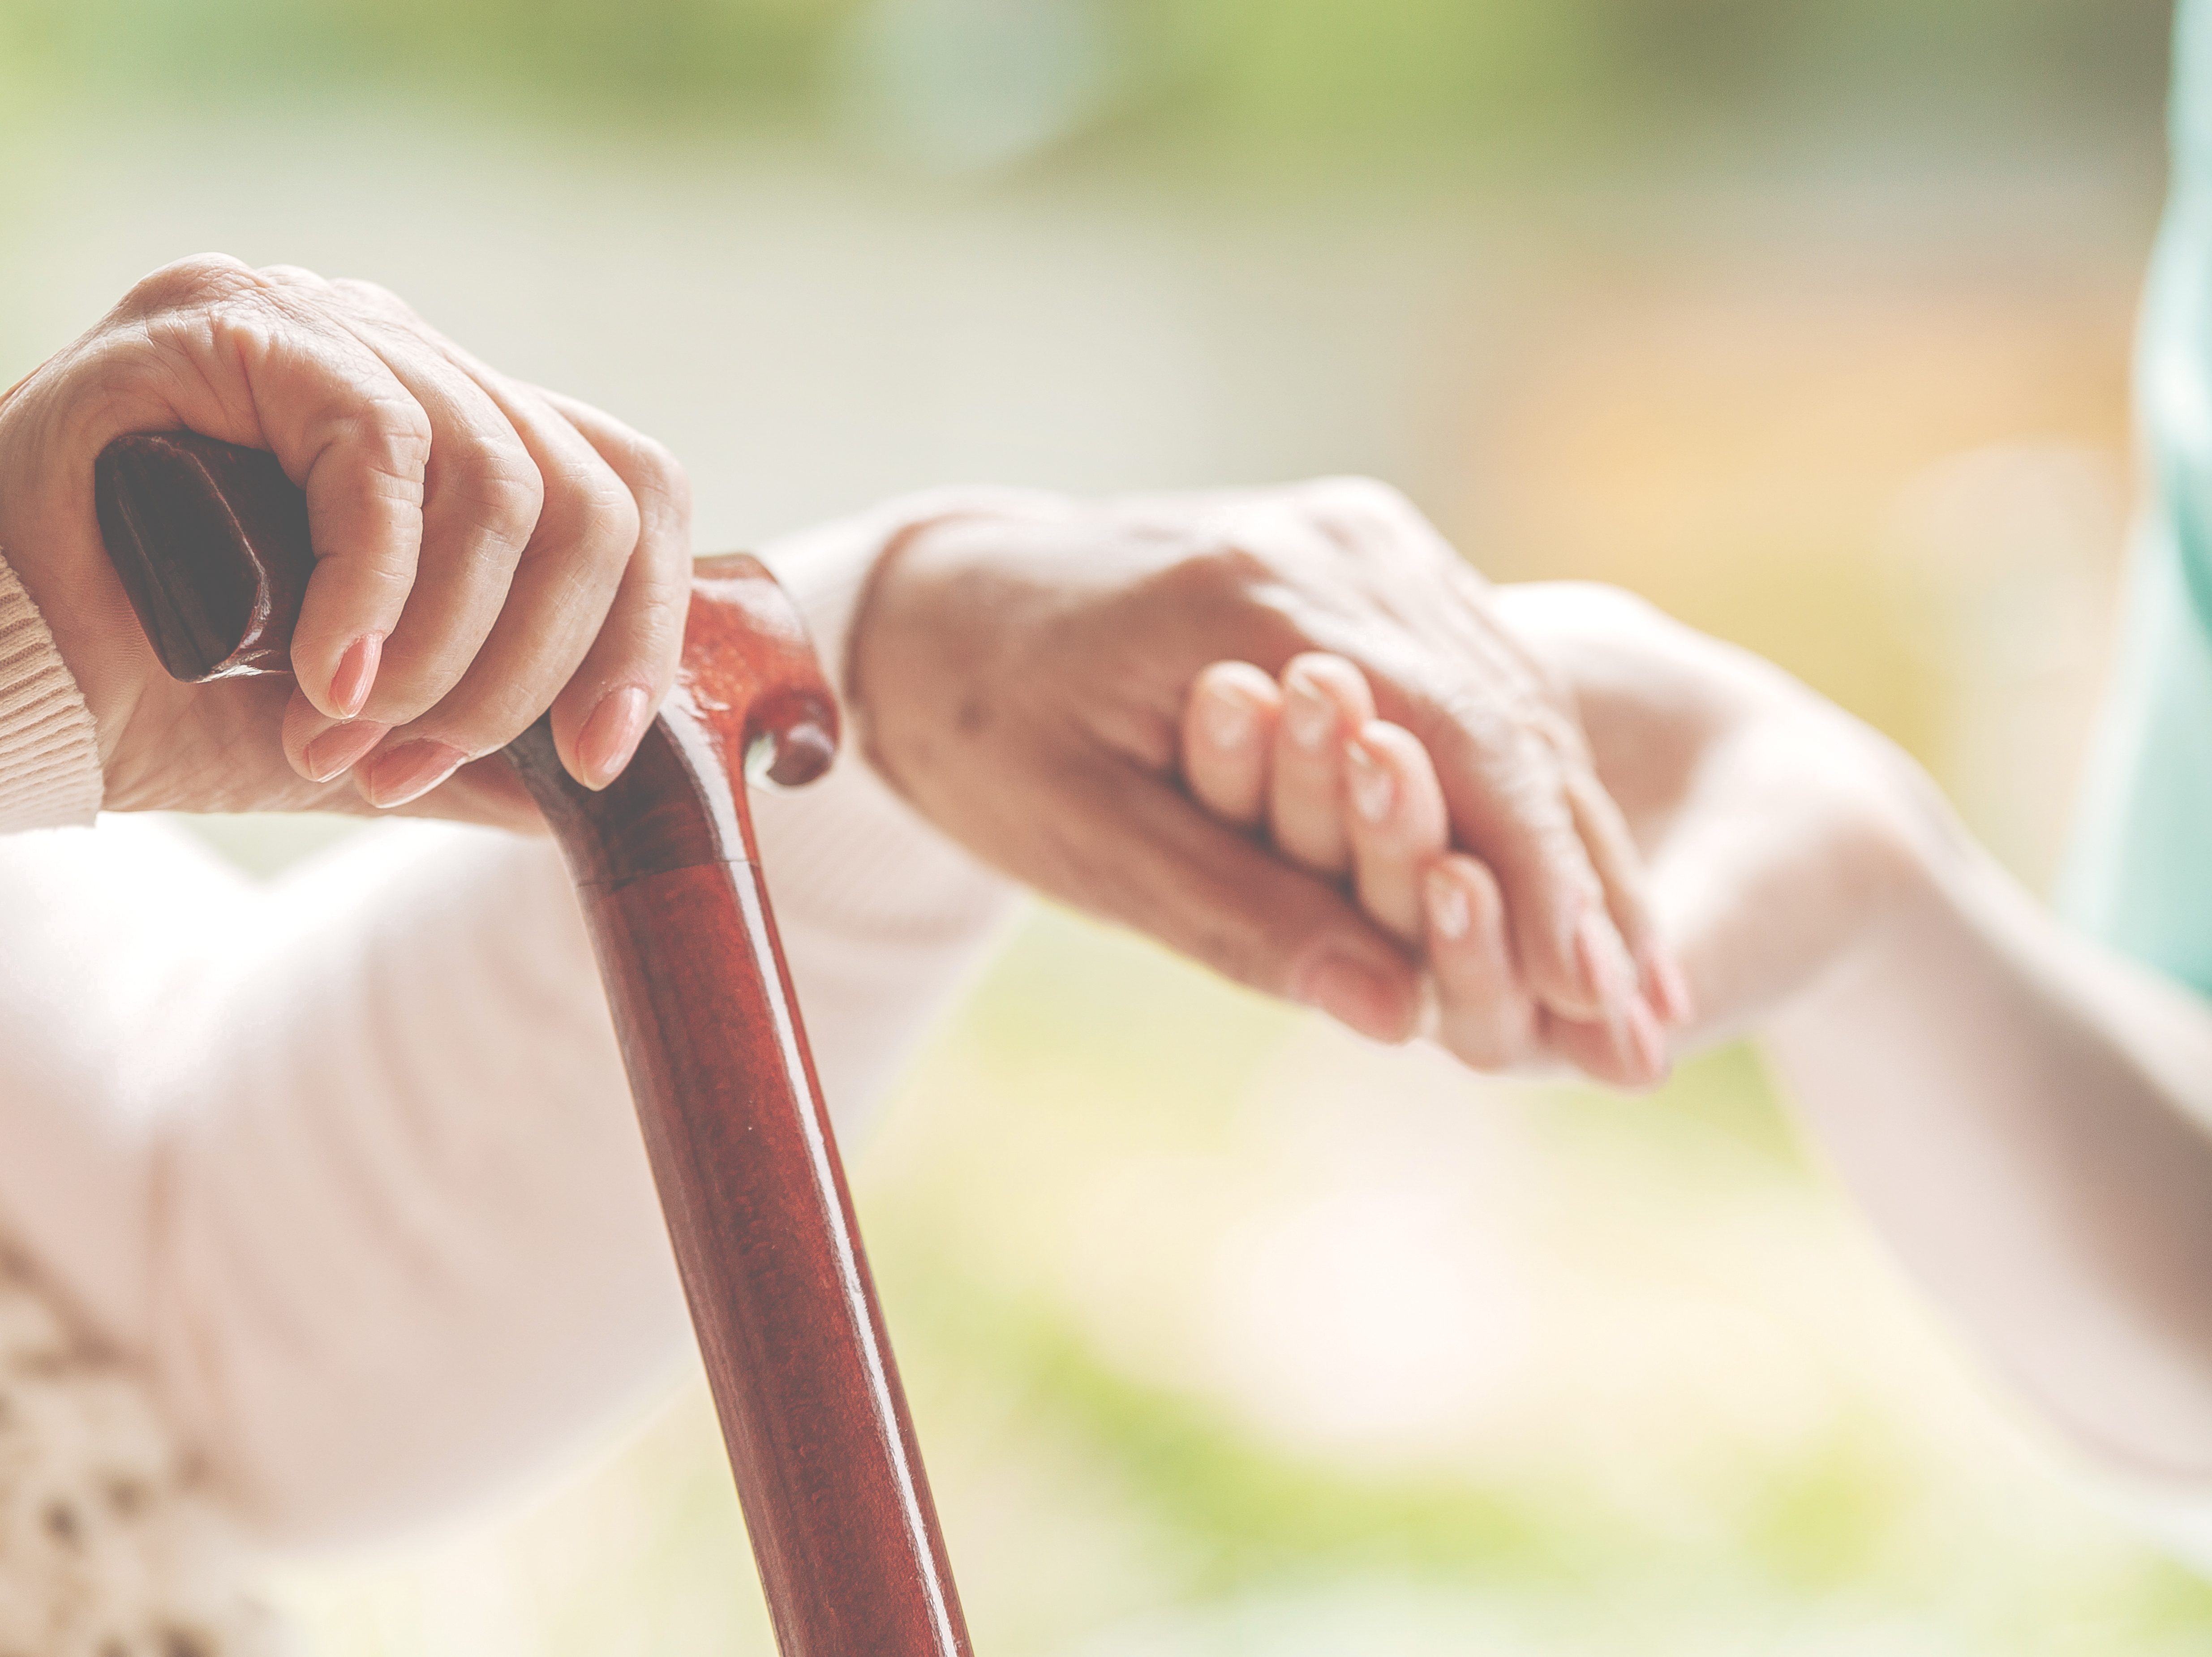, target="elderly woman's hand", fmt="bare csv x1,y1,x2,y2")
847,480,1684,1052
1177,584,1940,1084
0,254,689,825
